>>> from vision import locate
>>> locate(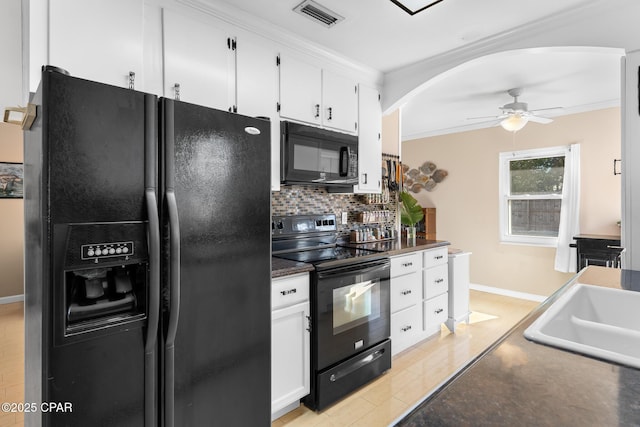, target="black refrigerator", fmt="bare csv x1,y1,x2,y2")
24,66,272,427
